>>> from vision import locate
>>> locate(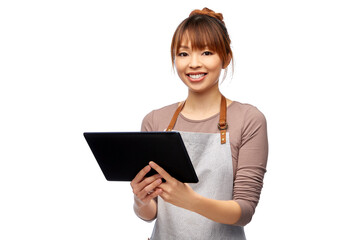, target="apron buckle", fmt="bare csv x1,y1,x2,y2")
218,122,228,130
